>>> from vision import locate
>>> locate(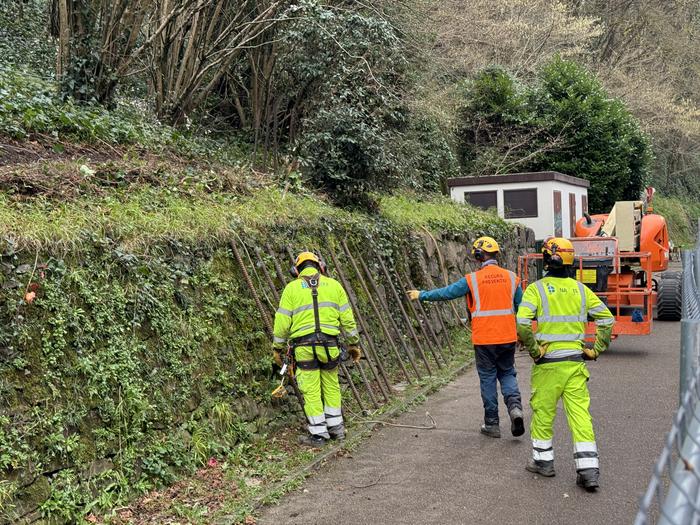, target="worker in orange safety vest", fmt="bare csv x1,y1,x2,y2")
408,236,524,438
